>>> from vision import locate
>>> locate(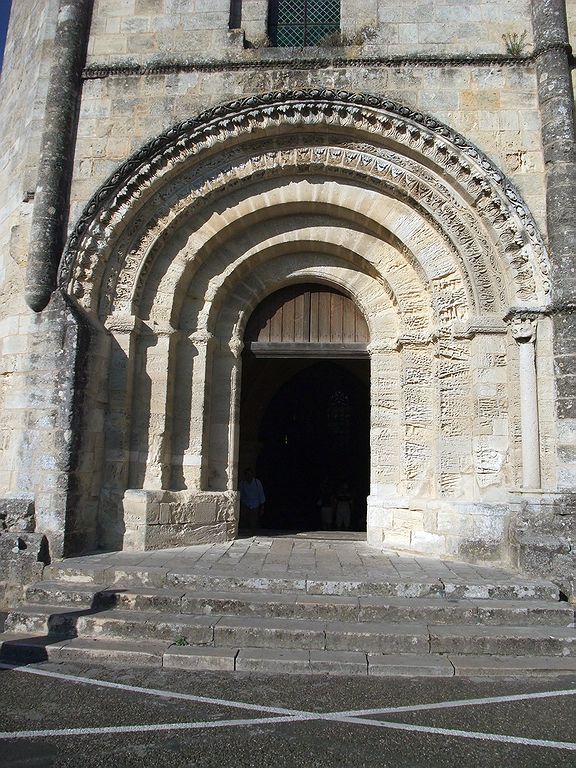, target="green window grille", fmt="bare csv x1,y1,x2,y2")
268,0,340,47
